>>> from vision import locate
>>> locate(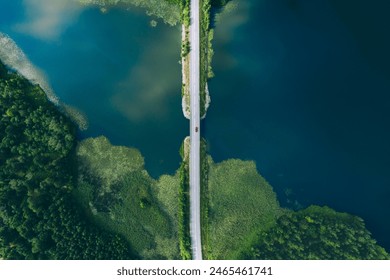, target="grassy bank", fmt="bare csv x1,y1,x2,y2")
200,139,211,259
207,159,283,259
74,136,180,259
200,0,212,118
177,138,192,259
180,0,191,119
181,24,190,118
